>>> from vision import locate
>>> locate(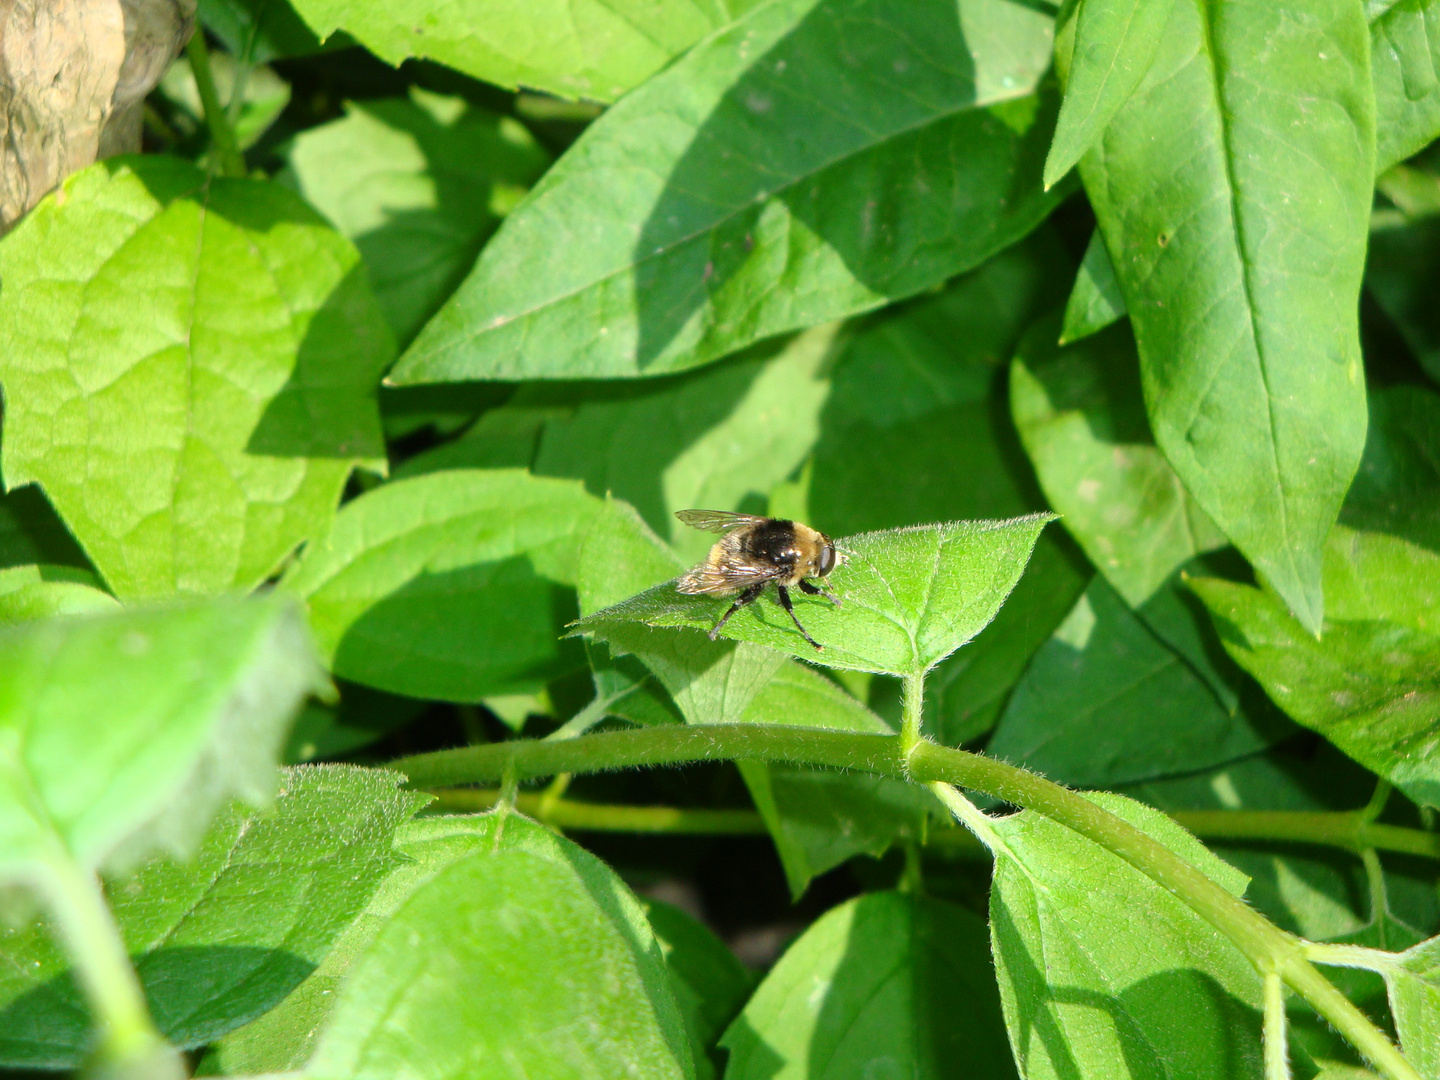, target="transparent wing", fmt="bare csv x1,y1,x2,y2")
677,558,784,596
674,509,768,535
